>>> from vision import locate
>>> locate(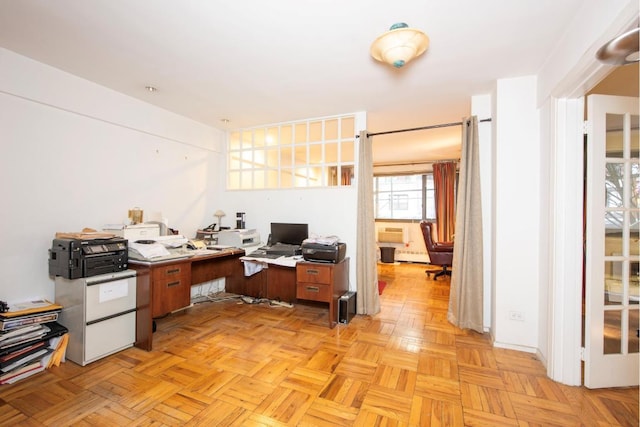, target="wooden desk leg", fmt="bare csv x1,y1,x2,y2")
329,299,336,328
134,269,153,351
